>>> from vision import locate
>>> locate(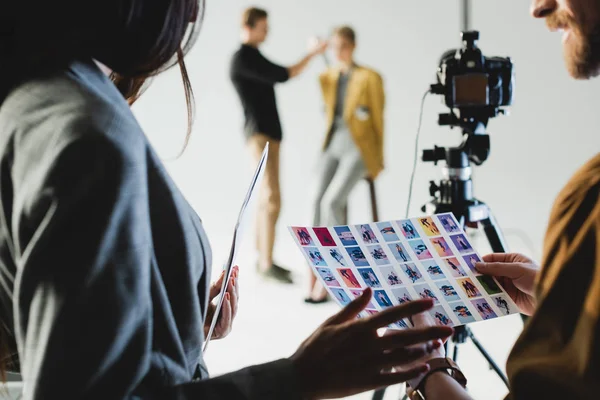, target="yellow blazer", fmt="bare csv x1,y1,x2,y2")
319,65,385,179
